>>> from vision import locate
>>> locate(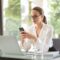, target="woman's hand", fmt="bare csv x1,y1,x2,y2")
20,31,37,43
